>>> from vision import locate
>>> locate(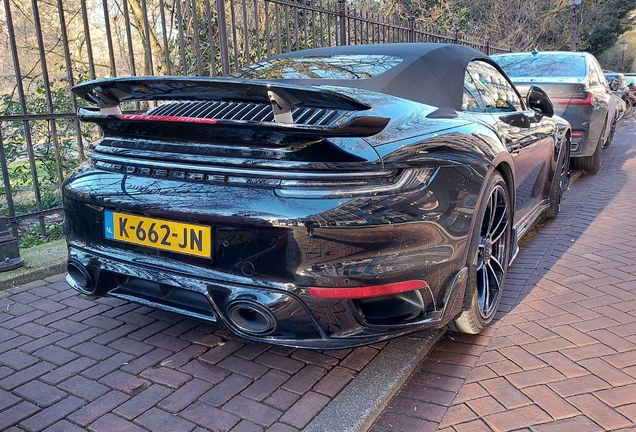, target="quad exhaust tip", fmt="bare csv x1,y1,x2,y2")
227,300,277,336
67,260,95,294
